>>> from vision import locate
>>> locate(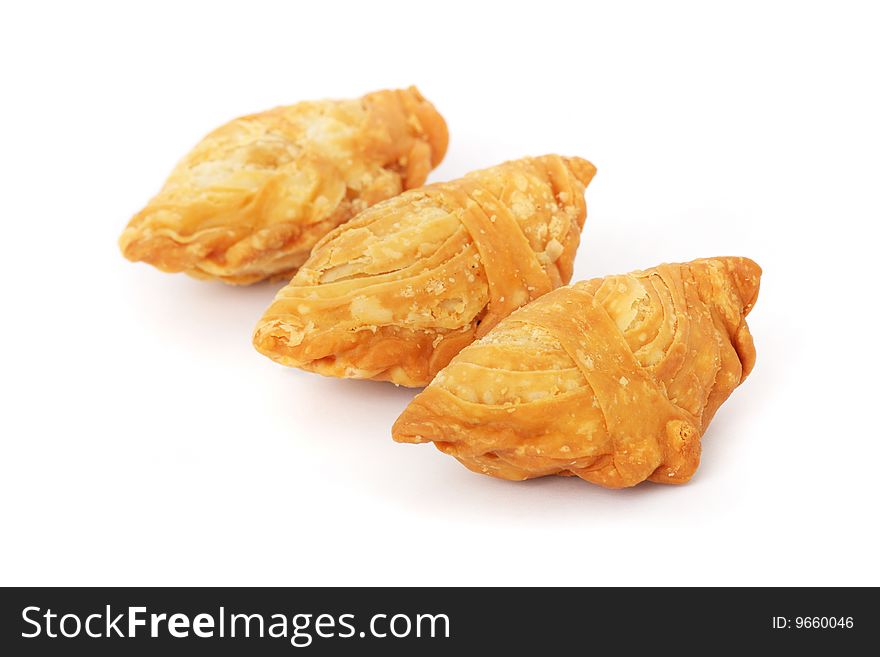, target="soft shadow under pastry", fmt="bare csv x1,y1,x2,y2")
119,87,448,284
253,155,597,386
392,257,761,488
